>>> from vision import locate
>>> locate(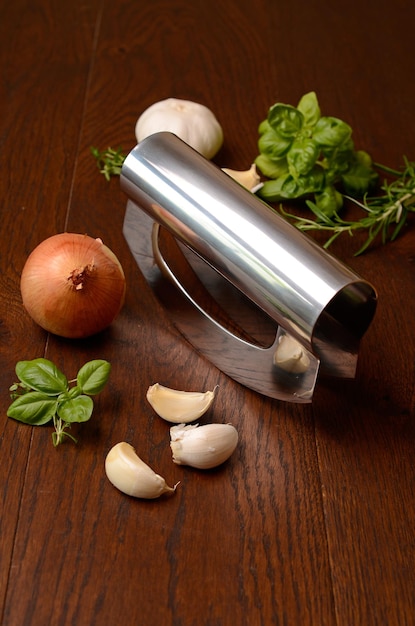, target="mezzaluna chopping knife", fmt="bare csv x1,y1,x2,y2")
121,132,377,402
